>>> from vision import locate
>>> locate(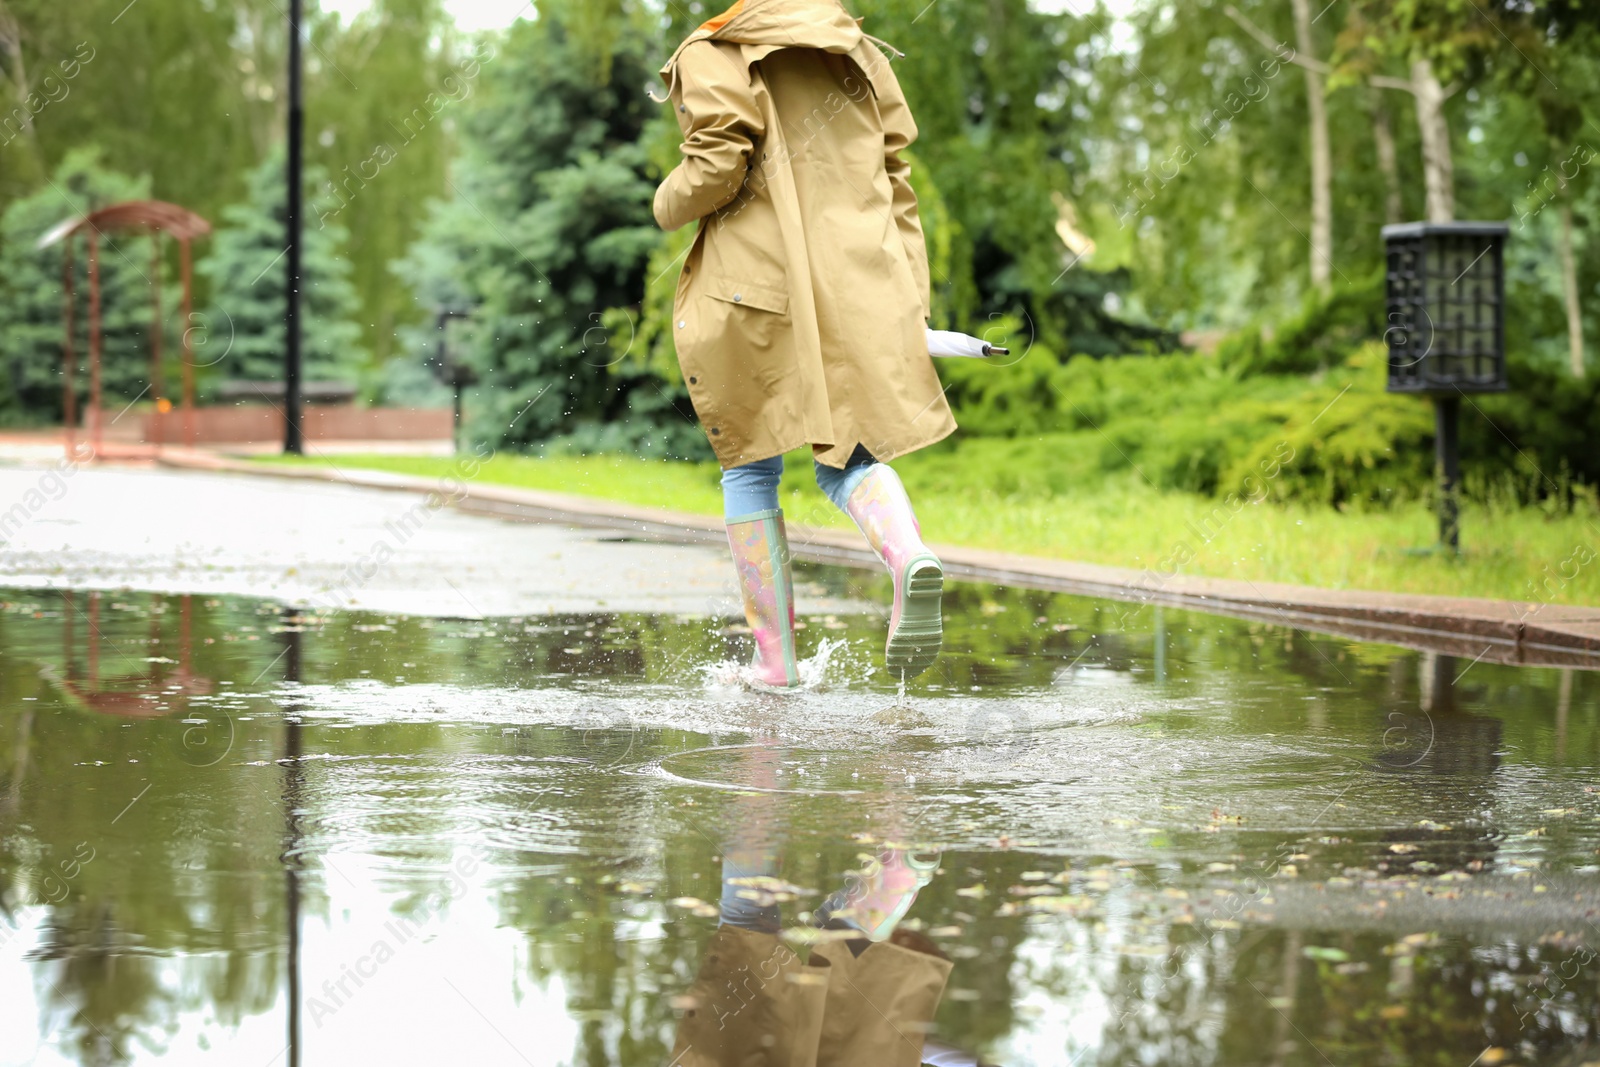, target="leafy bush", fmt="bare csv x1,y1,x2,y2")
1216,271,1383,377
944,339,1435,508
1466,357,1600,506
1224,344,1434,507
